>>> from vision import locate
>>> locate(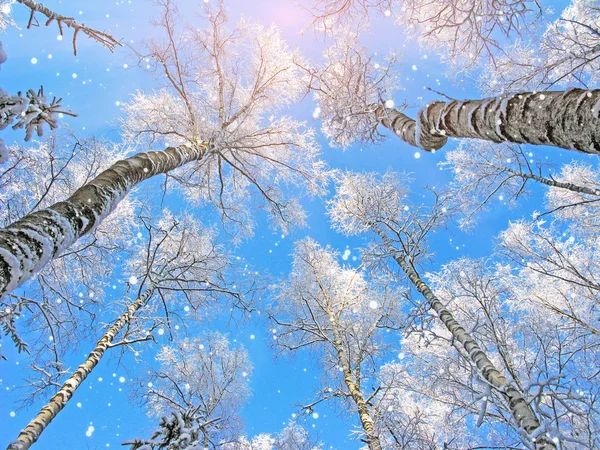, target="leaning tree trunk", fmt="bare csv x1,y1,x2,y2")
375,88,600,154
0,143,207,299
375,235,556,450
7,284,157,450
